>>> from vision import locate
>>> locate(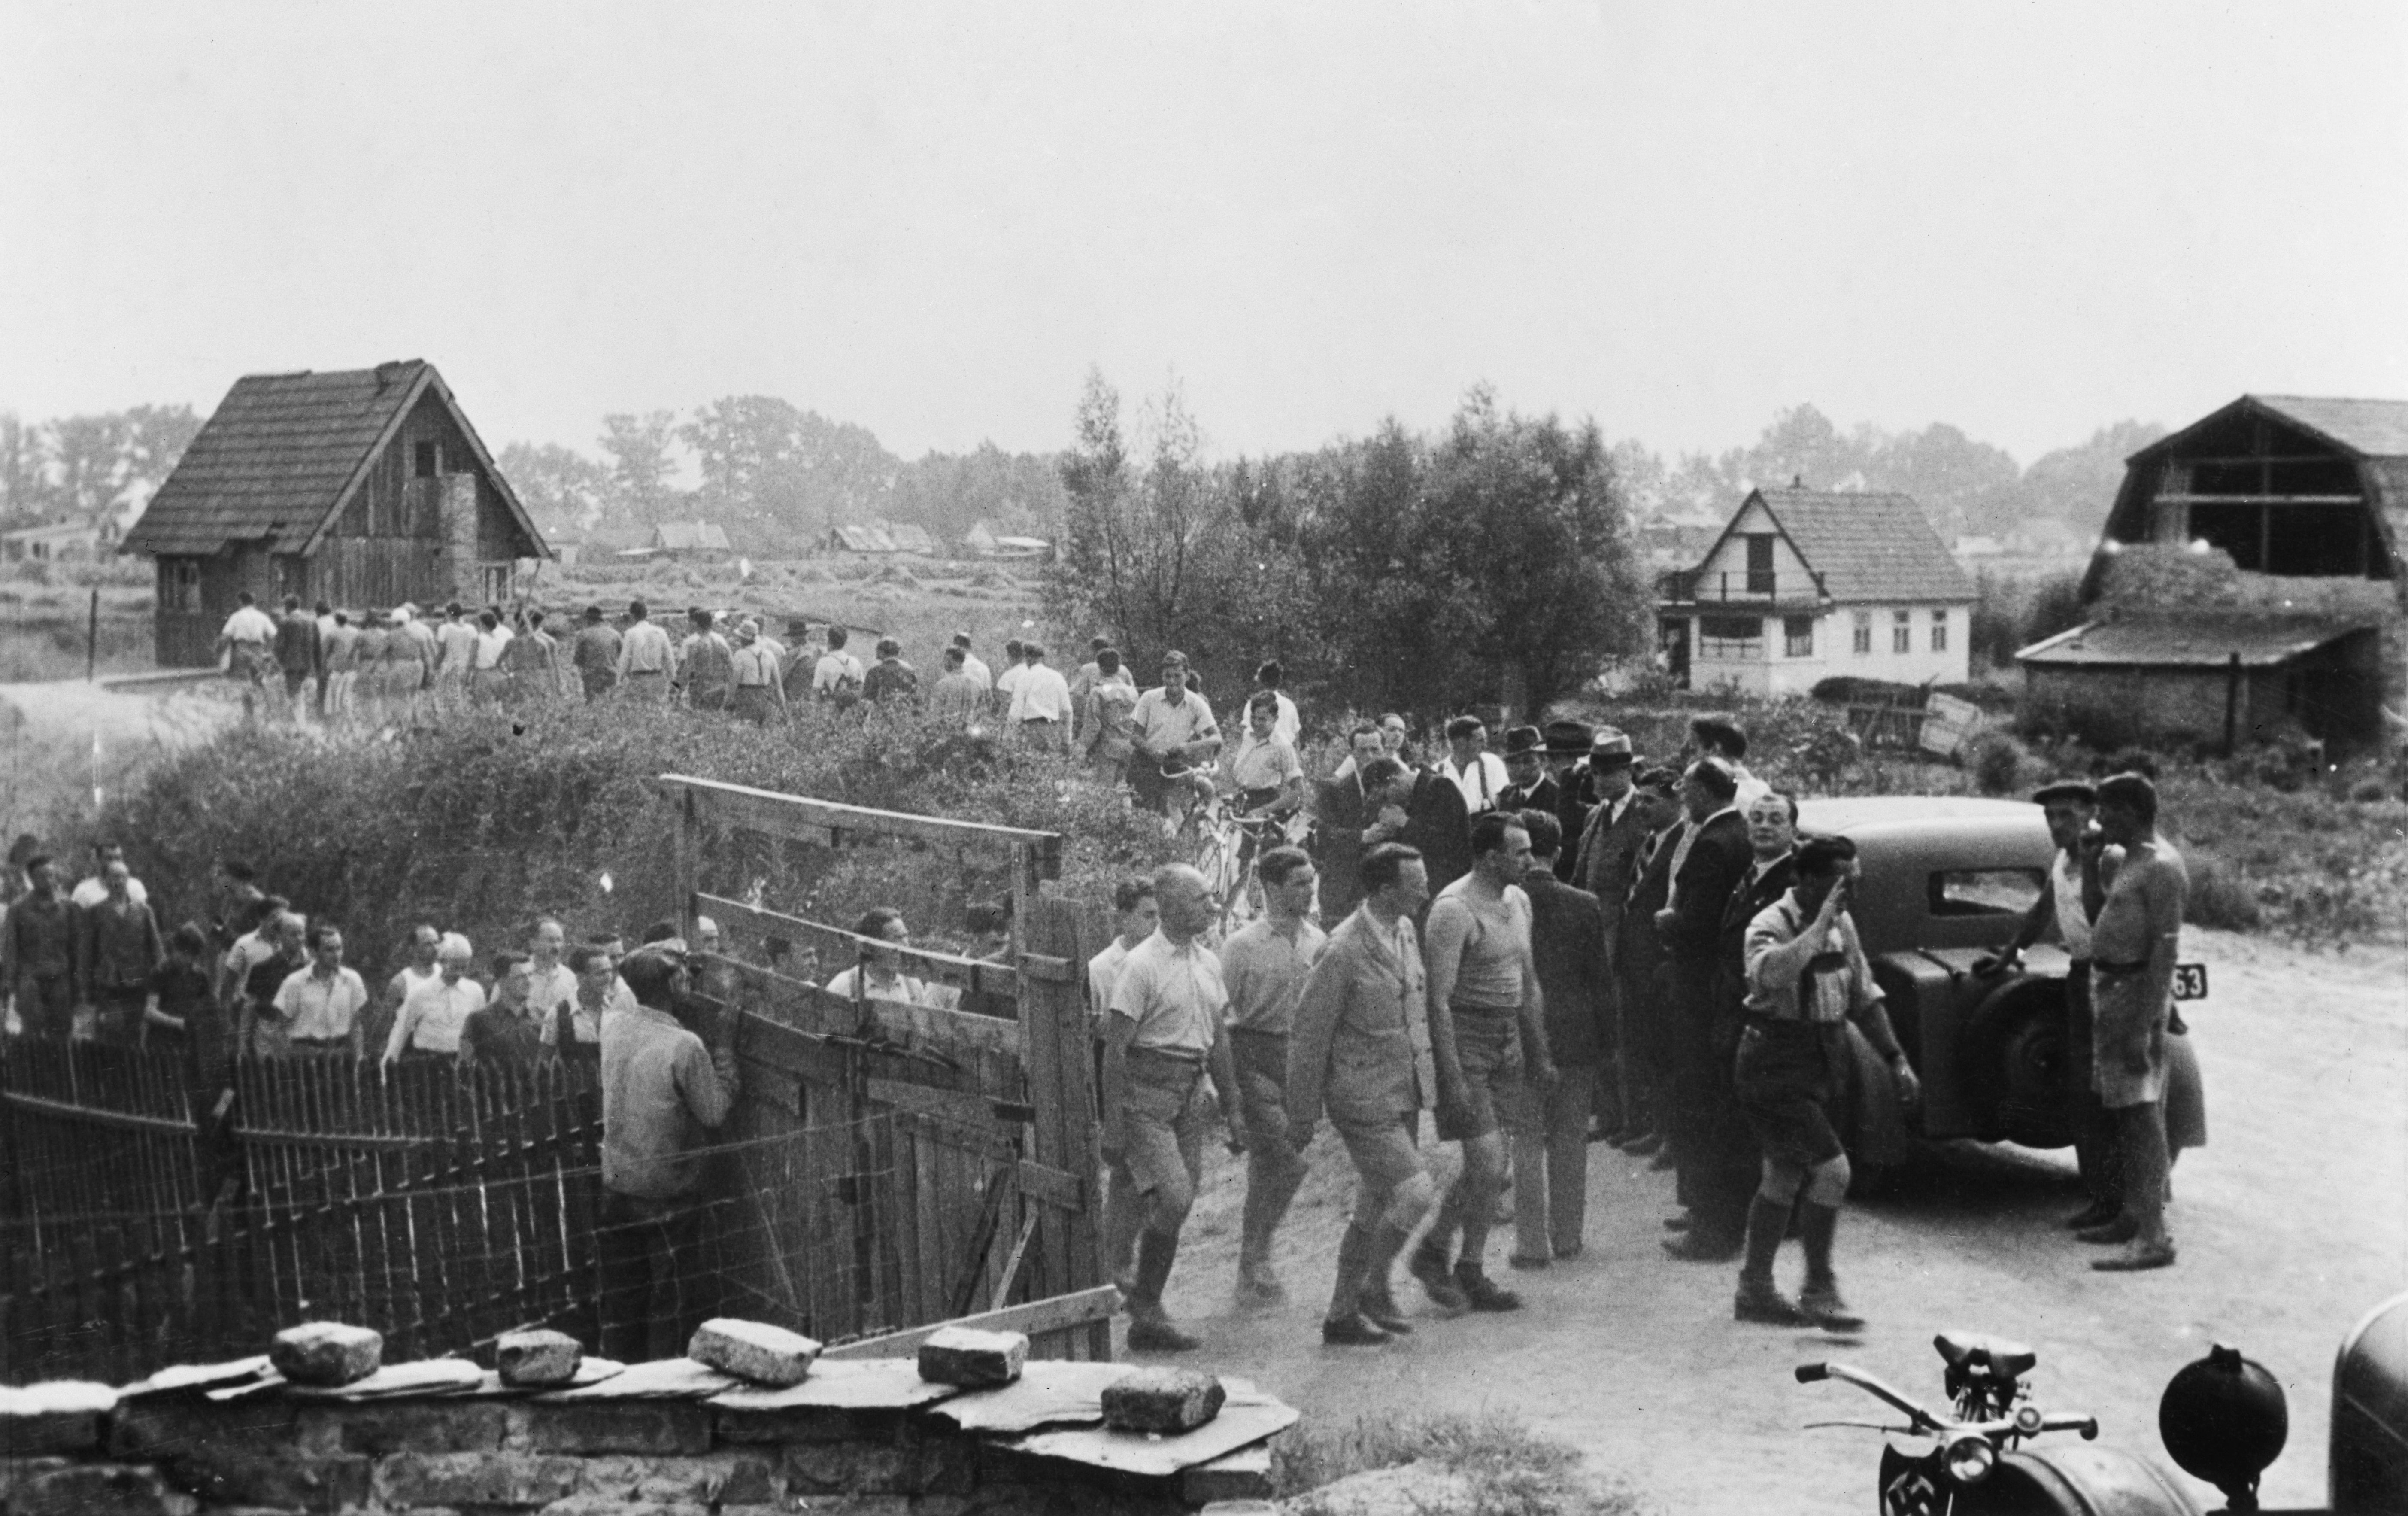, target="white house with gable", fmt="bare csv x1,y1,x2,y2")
1656,483,1975,696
